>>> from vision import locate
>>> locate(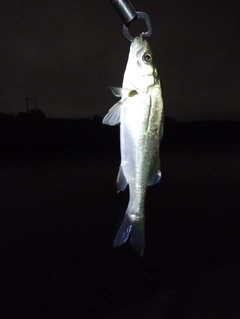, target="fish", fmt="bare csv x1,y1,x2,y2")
102,35,164,257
